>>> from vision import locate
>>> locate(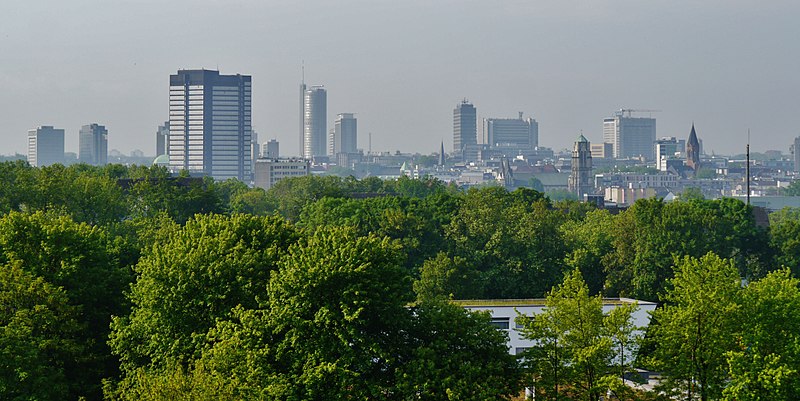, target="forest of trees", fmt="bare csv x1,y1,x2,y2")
1,160,800,400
